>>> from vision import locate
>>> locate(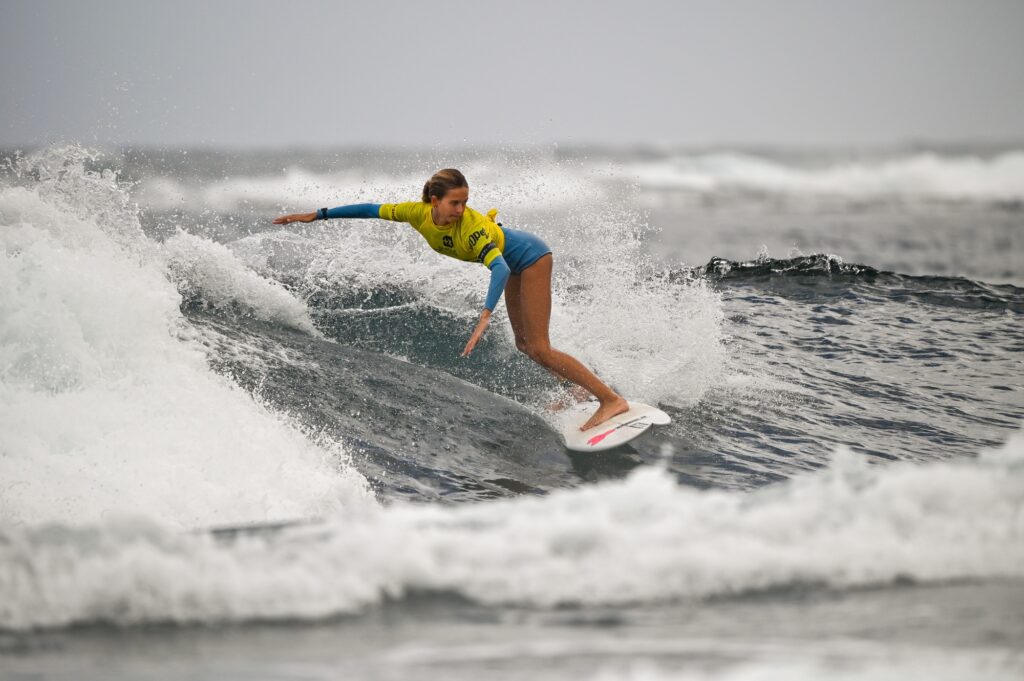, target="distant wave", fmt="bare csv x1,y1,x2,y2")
622,151,1024,203
124,150,1024,215
132,163,607,214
